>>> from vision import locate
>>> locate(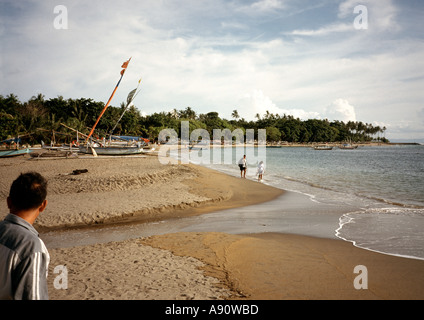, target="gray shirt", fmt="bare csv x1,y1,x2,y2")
0,214,50,300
